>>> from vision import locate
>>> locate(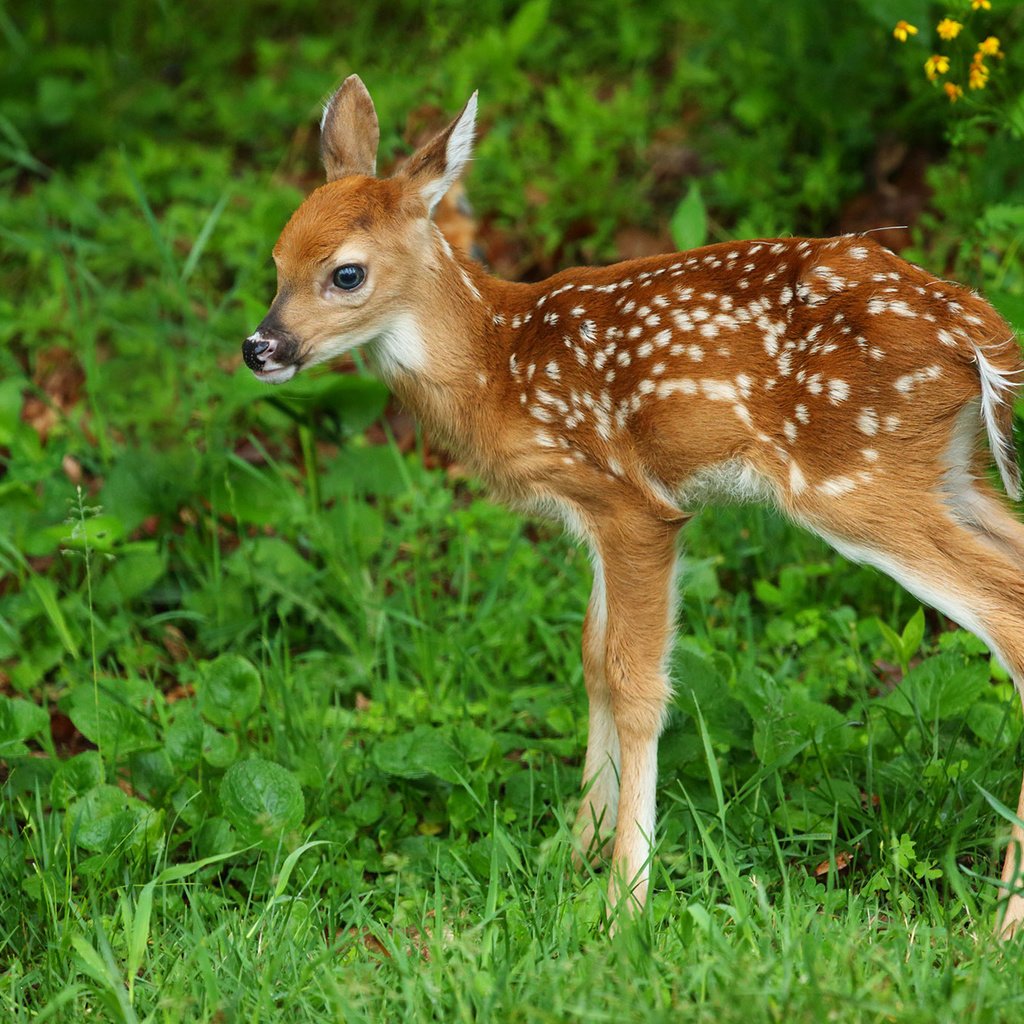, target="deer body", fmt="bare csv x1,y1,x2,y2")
245,76,1024,936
